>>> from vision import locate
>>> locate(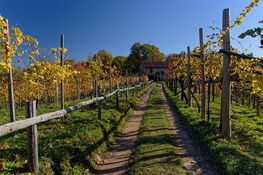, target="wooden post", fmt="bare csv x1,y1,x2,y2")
77,81,81,100
4,19,16,122
115,84,119,108
120,77,123,97
90,80,94,99
98,86,102,119
60,35,65,109
103,76,106,94
256,96,260,116
55,81,59,103
125,81,128,101
253,94,256,109
132,81,135,96
221,8,231,138
125,74,128,101
110,71,112,101
212,82,215,101
174,78,178,95
26,101,39,172
187,46,192,107
199,28,206,119
180,78,184,101
248,93,251,108
207,78,211,122
241,90,245,105
194,82,197,93
94,79,97,98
